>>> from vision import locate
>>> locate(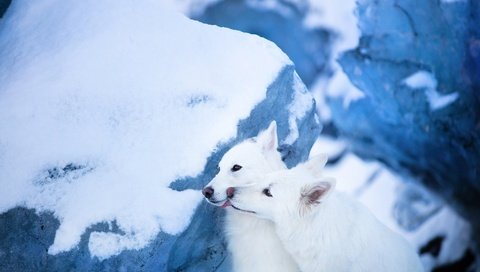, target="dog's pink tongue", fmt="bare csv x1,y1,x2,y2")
221,200,231,208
